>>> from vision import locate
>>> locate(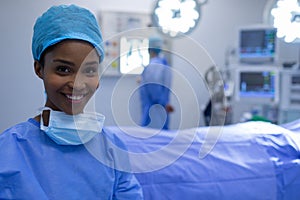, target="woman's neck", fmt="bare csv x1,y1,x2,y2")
34,110,50,126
